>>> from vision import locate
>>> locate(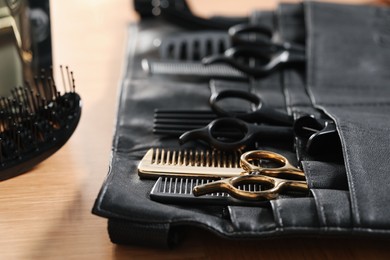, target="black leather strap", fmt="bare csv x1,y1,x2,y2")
108,218,178,248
